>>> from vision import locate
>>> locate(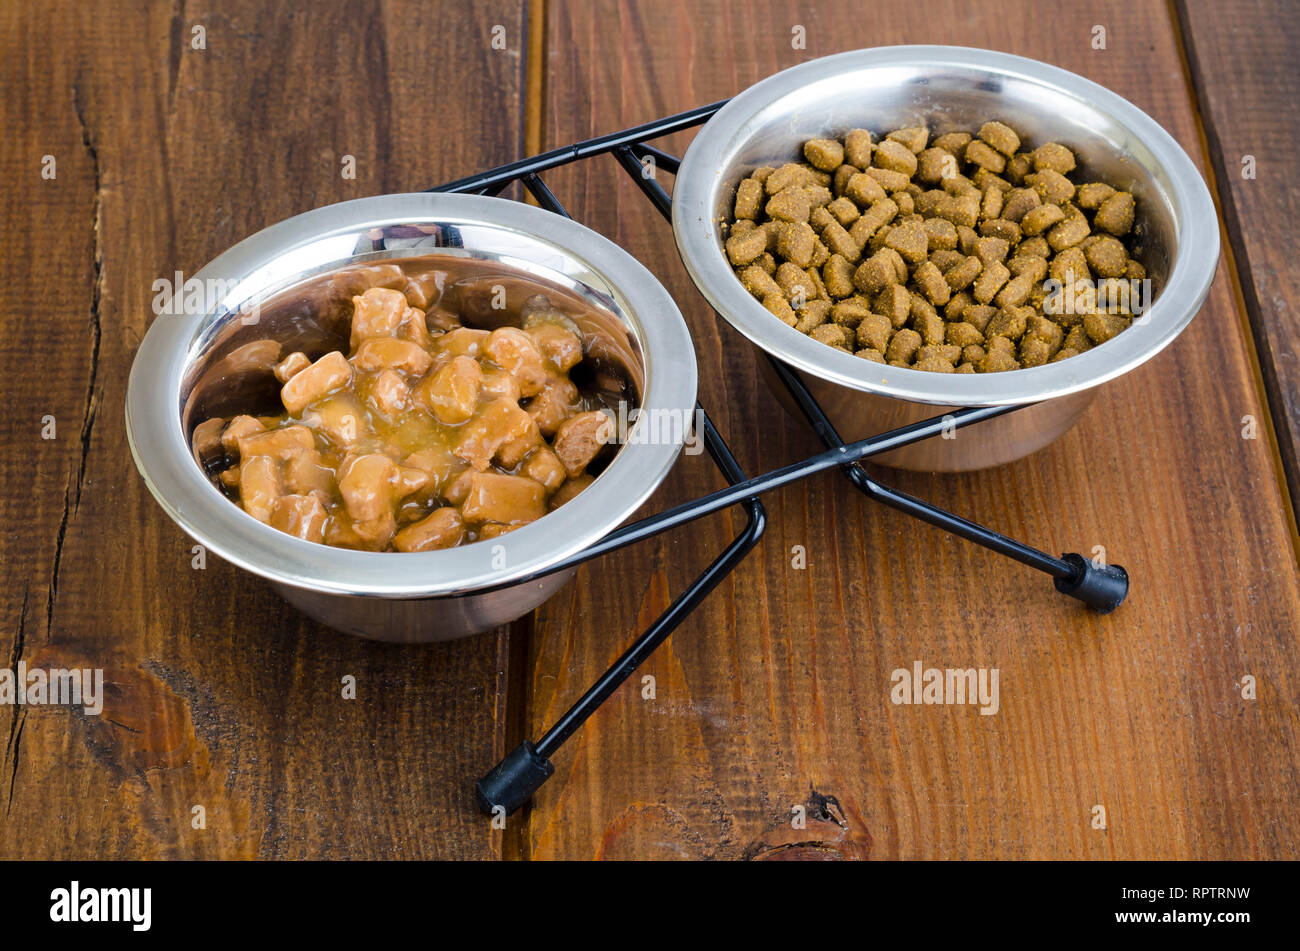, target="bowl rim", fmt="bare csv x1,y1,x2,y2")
126,192,698,598
672,44,1220,406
